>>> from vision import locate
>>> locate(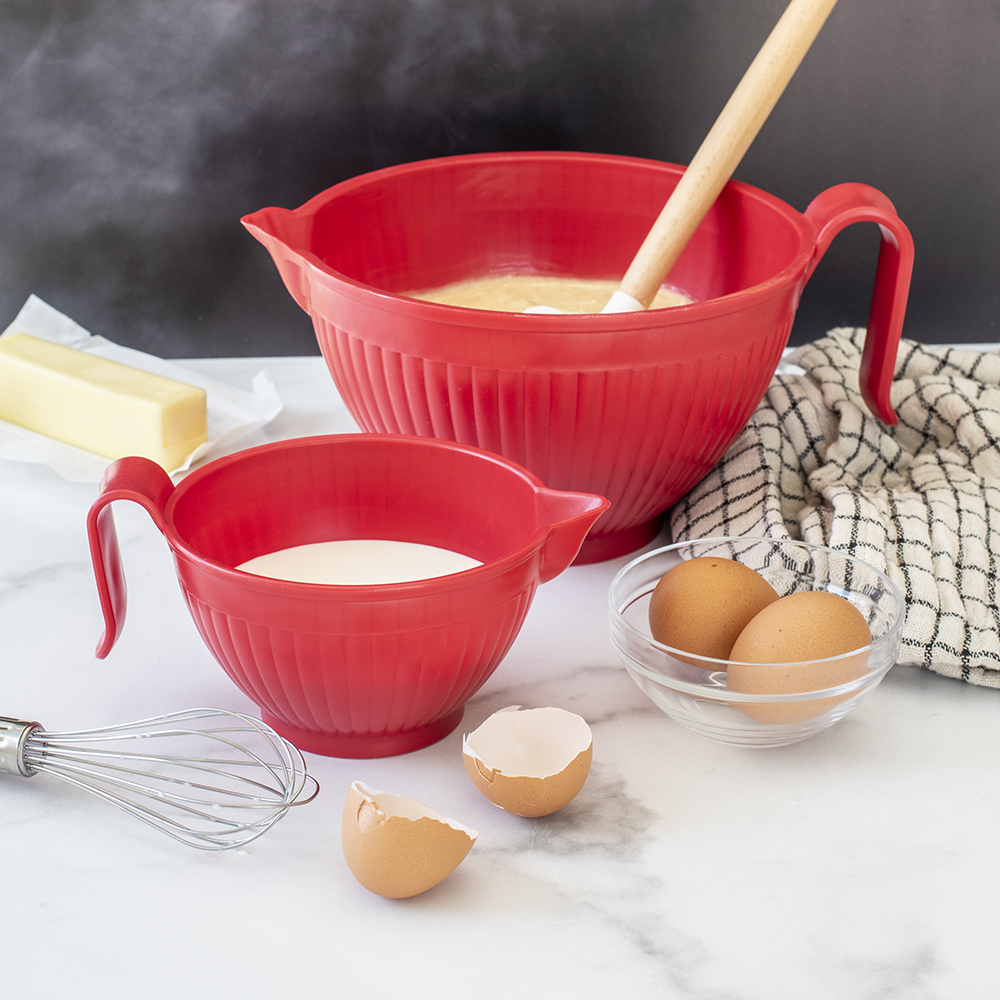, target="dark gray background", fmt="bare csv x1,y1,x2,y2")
1,0,996,358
